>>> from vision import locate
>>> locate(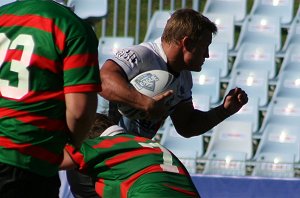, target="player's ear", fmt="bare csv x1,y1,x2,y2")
182,36,194,51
